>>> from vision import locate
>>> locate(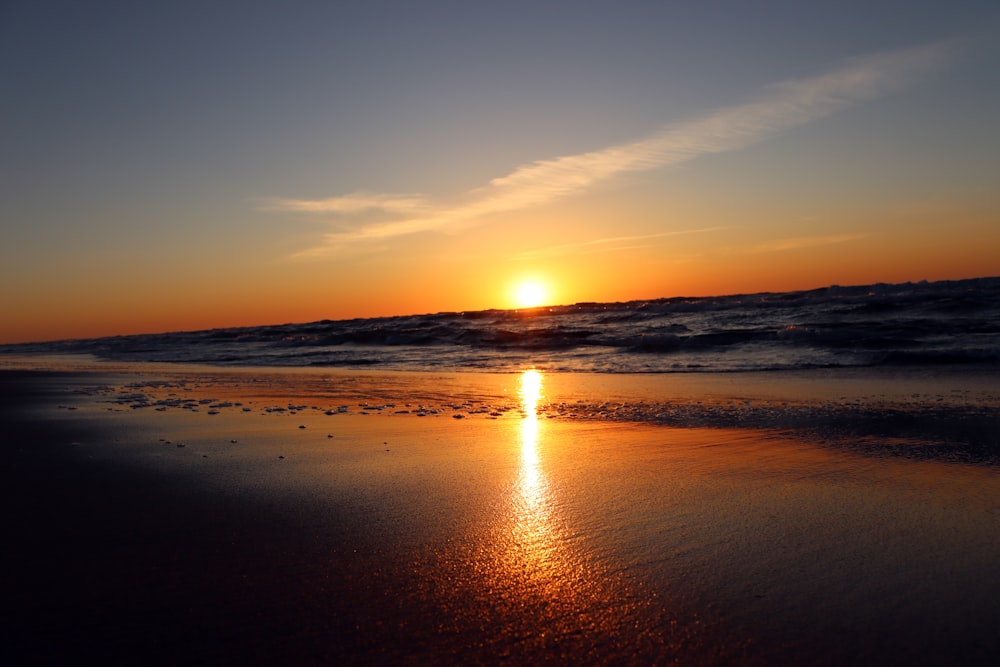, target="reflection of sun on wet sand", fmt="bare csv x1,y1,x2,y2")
438,370,749,661
514,369,547,560
486,370,609,647
3,363,999,665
